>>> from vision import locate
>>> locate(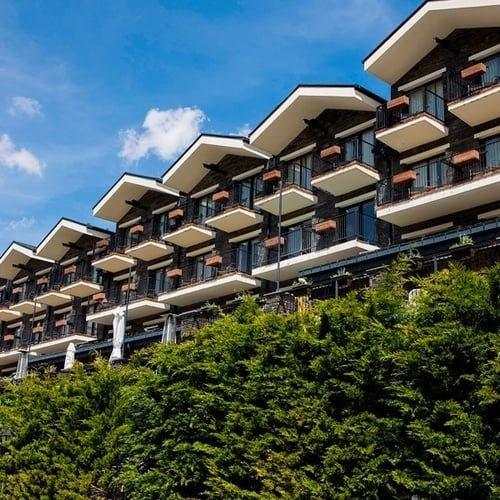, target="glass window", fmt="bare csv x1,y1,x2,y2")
484,136,500,169
285,154,312,189
408,80,444,120
412,157,449,192
195,196,215,224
